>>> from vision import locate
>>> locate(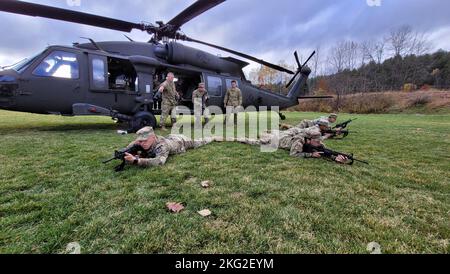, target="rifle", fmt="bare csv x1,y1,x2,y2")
323,129,356,139
333,118,357,130
304,144,369,165
103,144,146,172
